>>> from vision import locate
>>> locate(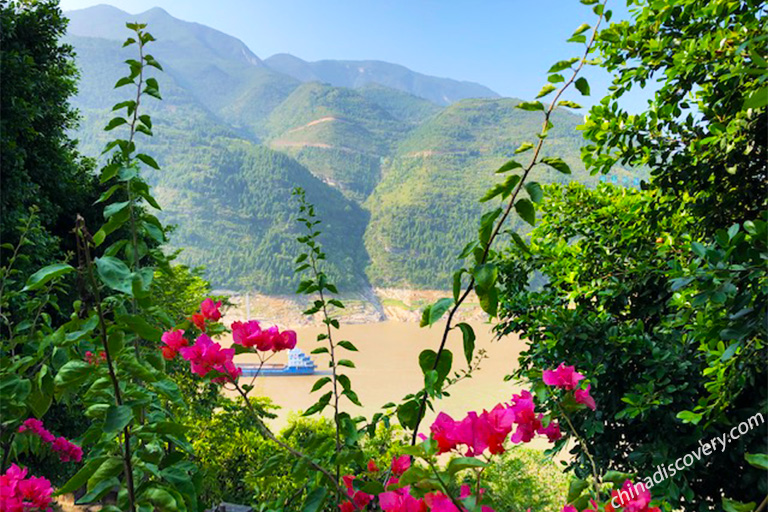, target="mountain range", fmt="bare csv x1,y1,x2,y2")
65,5,637,293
